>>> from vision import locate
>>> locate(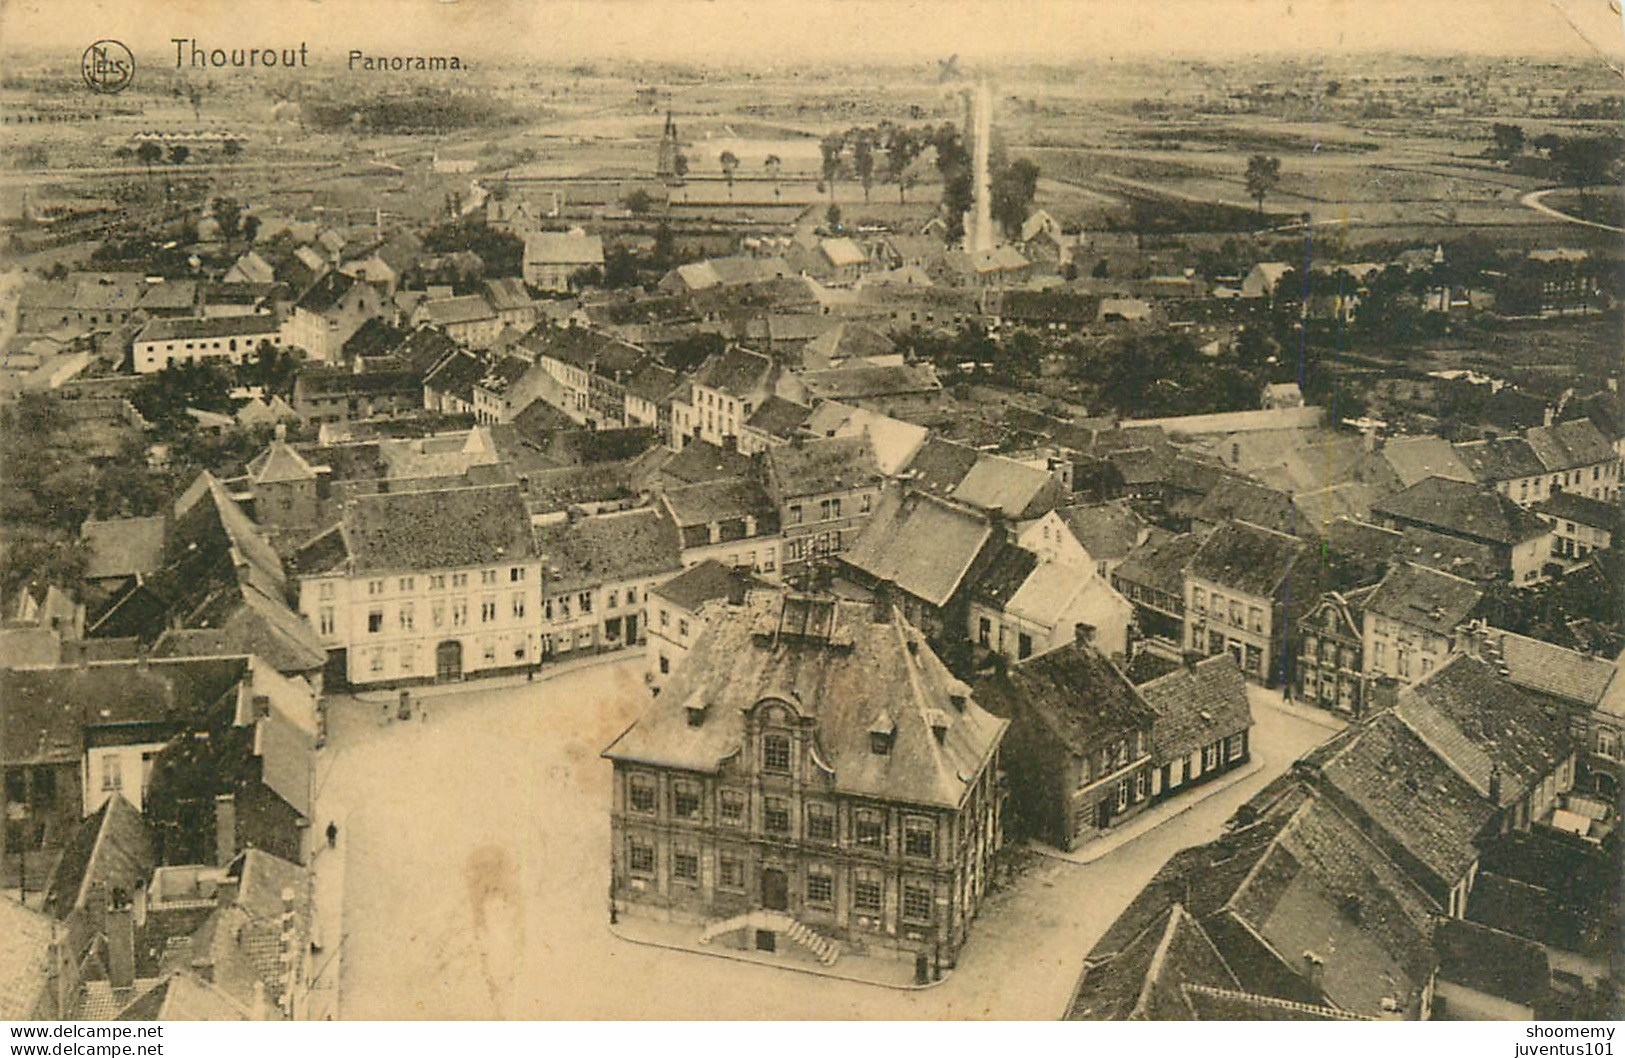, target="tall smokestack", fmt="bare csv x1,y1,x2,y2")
971,79,994,254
